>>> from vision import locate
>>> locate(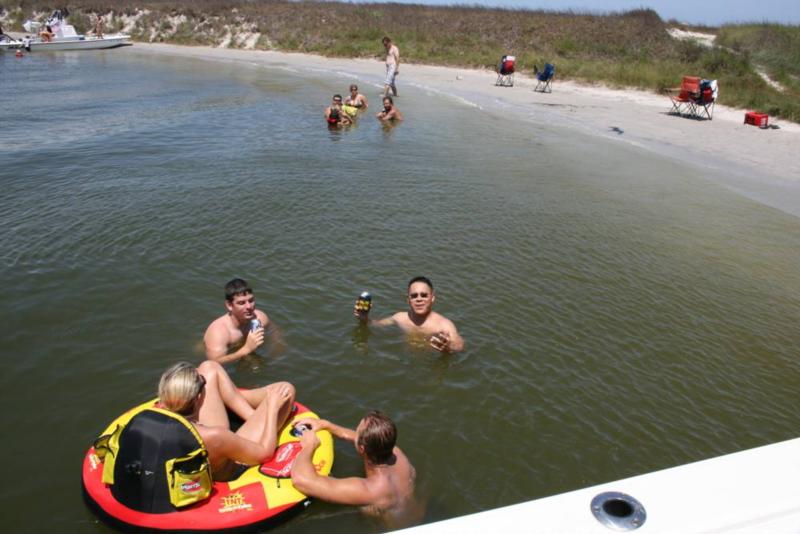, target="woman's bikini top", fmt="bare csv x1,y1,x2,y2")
346,96,363,108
